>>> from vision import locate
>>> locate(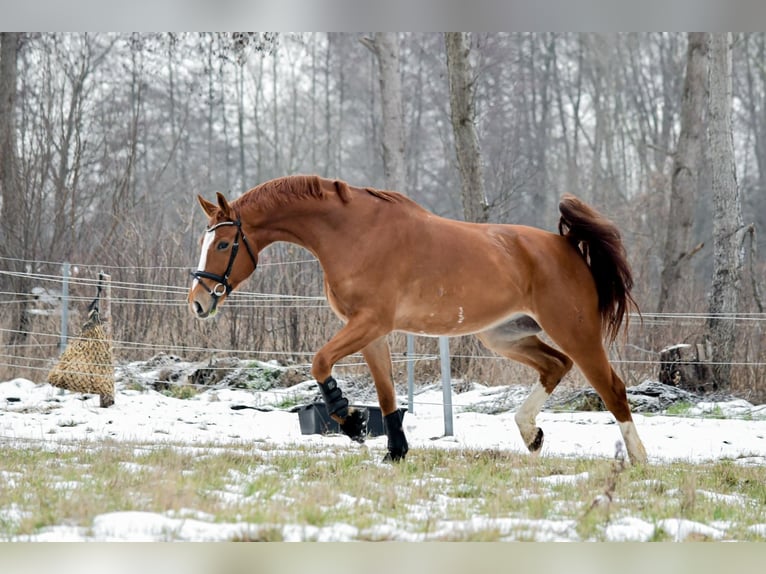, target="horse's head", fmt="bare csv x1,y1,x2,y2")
188,192,258,319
